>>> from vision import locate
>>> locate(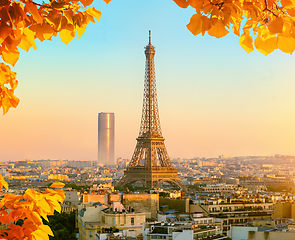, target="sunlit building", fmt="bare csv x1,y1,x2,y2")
98,112,115,165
